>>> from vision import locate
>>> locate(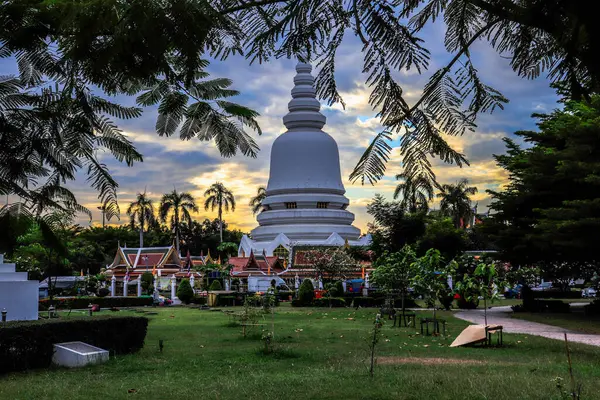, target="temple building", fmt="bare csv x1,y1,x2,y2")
238,62,371,265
